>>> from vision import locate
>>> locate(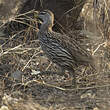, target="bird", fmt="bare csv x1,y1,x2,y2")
37,10,95,87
